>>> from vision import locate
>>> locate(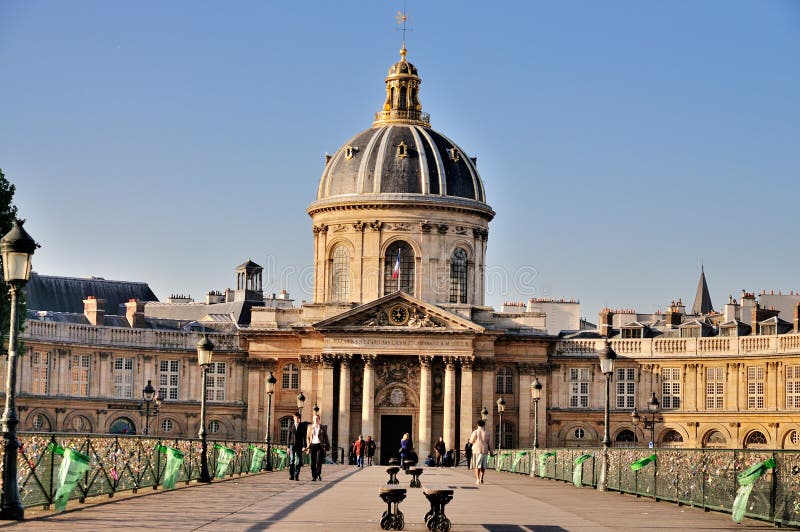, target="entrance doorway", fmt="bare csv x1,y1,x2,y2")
380,415,412,465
